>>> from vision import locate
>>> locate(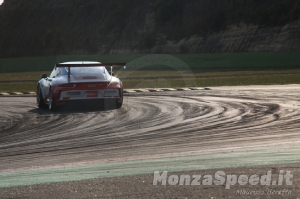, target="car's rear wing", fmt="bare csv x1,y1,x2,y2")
55,63,126,83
